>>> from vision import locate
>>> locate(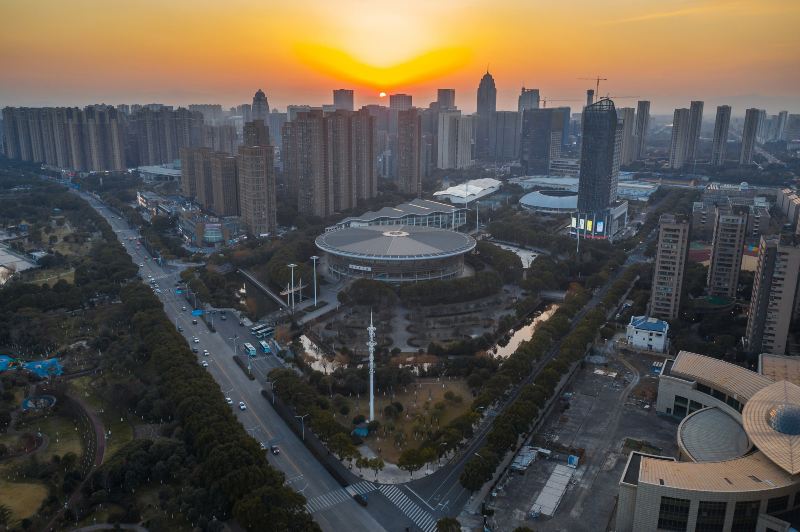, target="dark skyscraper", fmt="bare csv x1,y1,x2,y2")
634,100,650,160
243,119,269,147
252,89,270,122
475,71,497,160
518,87,540,113
397,108,422,196
333,89,354,111
437,89,456,110
686,100,704,164
519,108,566,174
710,105,731,166
577,99,620,214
